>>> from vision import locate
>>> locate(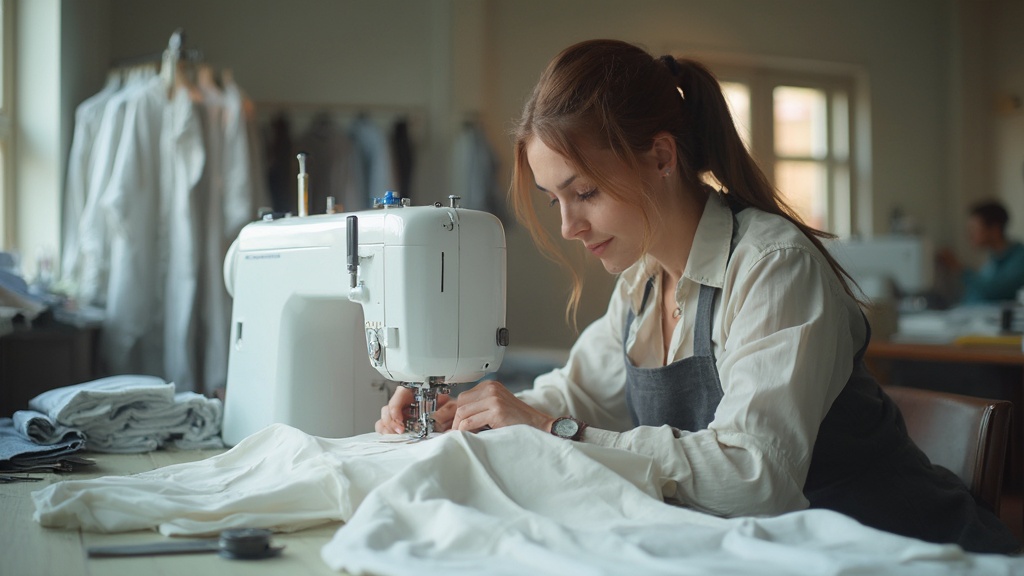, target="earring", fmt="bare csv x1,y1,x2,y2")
663,169,672,177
